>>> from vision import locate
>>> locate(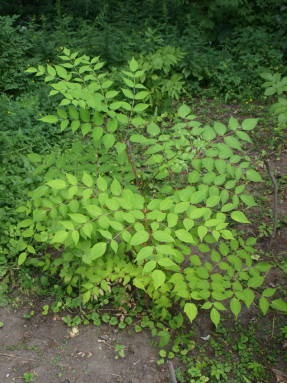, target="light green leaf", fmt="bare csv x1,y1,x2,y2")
97,176,107,191
159,198,173,211
220,230,234,240
228,117,240,130
151,269,166,289
239,194,257,207
206,195,220,208
102,134,115,150
110,240,118,253
262,288,276,298
242,289,255,308
134,103,149,113
134,90,149,100
143,260,157,273
18,252,27,266
167,213,178,228
87,205,102,217
66,173,78,185
105,90,119,99
82,222,93,238
25,67,37,73
82,172,93,187
55,65,68,79
71,120,80,132
153,230,174,243
52,230,68,243
230,297,241,319
27,153,42,163
147,122,160,136
246,169,263,182
242,118,258,131
68,105,79,120
130,231,149,246
183,218,194,231
271,298,287,313
133,277,145,290
157,258,179,271
215,159,226,174
71,230,79,245
259,297,269,315
136,246,154,263
236,130,252,142
121,88,134,99
120,102,132,112
40,115,58,124
174,202,190,213
202,126,216,141
189,191,207,204
213,121,227,135
107,118,118,133
69,214,89,224
18,219,33,229
248,276,264,288
105,198,119,211
231,211,250,224
47,179,66,190
210,307,220,327
60,221,74,230
178,104,191,118
184,303,198,323
175,229,195,244
84,242,107,263
129,57,139,72
224,136,242,150
92,126,103,141
111,179,122,196
221,203,235,212
198,226,208,242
